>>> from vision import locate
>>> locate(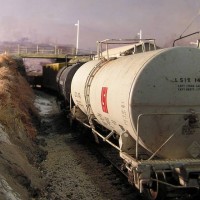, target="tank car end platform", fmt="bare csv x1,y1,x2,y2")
120,151,200,196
